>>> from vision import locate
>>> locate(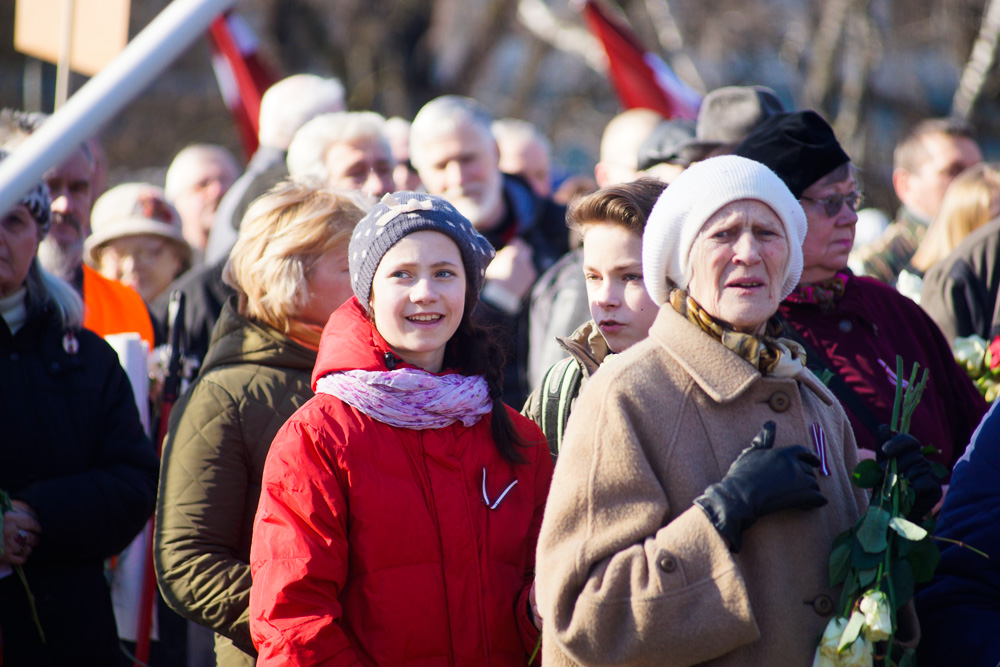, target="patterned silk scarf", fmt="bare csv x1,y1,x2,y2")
315,367,493,429
784,271,850,312
668,289,807,377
